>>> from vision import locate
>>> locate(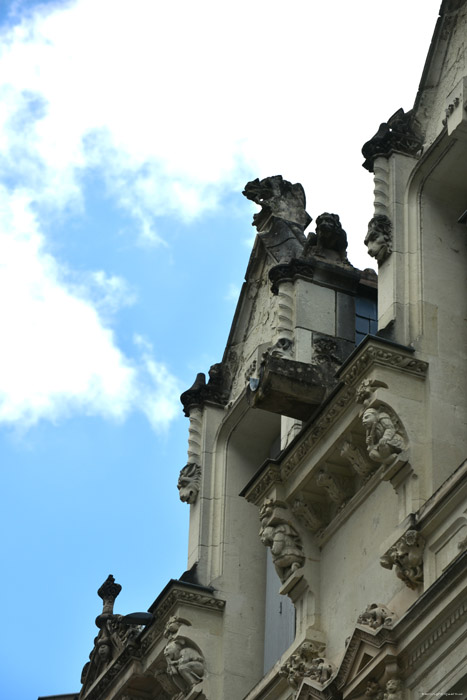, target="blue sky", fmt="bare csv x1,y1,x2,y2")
0,1,441,697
